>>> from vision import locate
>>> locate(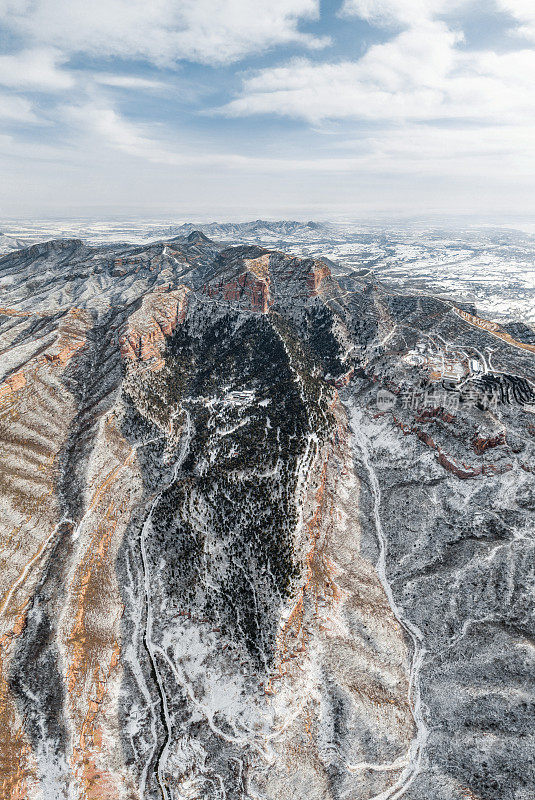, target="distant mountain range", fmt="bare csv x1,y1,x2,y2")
145,218,329,241
0,231,33,254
